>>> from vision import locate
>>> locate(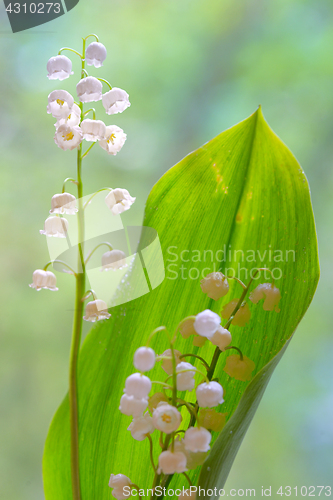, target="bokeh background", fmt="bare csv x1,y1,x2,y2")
0,0,332,498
